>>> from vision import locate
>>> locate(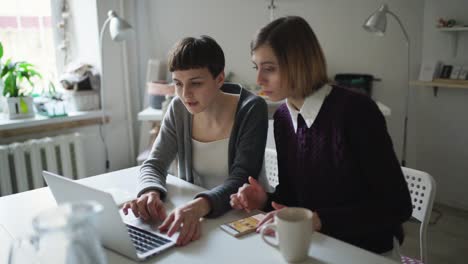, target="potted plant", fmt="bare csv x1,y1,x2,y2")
0,41,42,119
